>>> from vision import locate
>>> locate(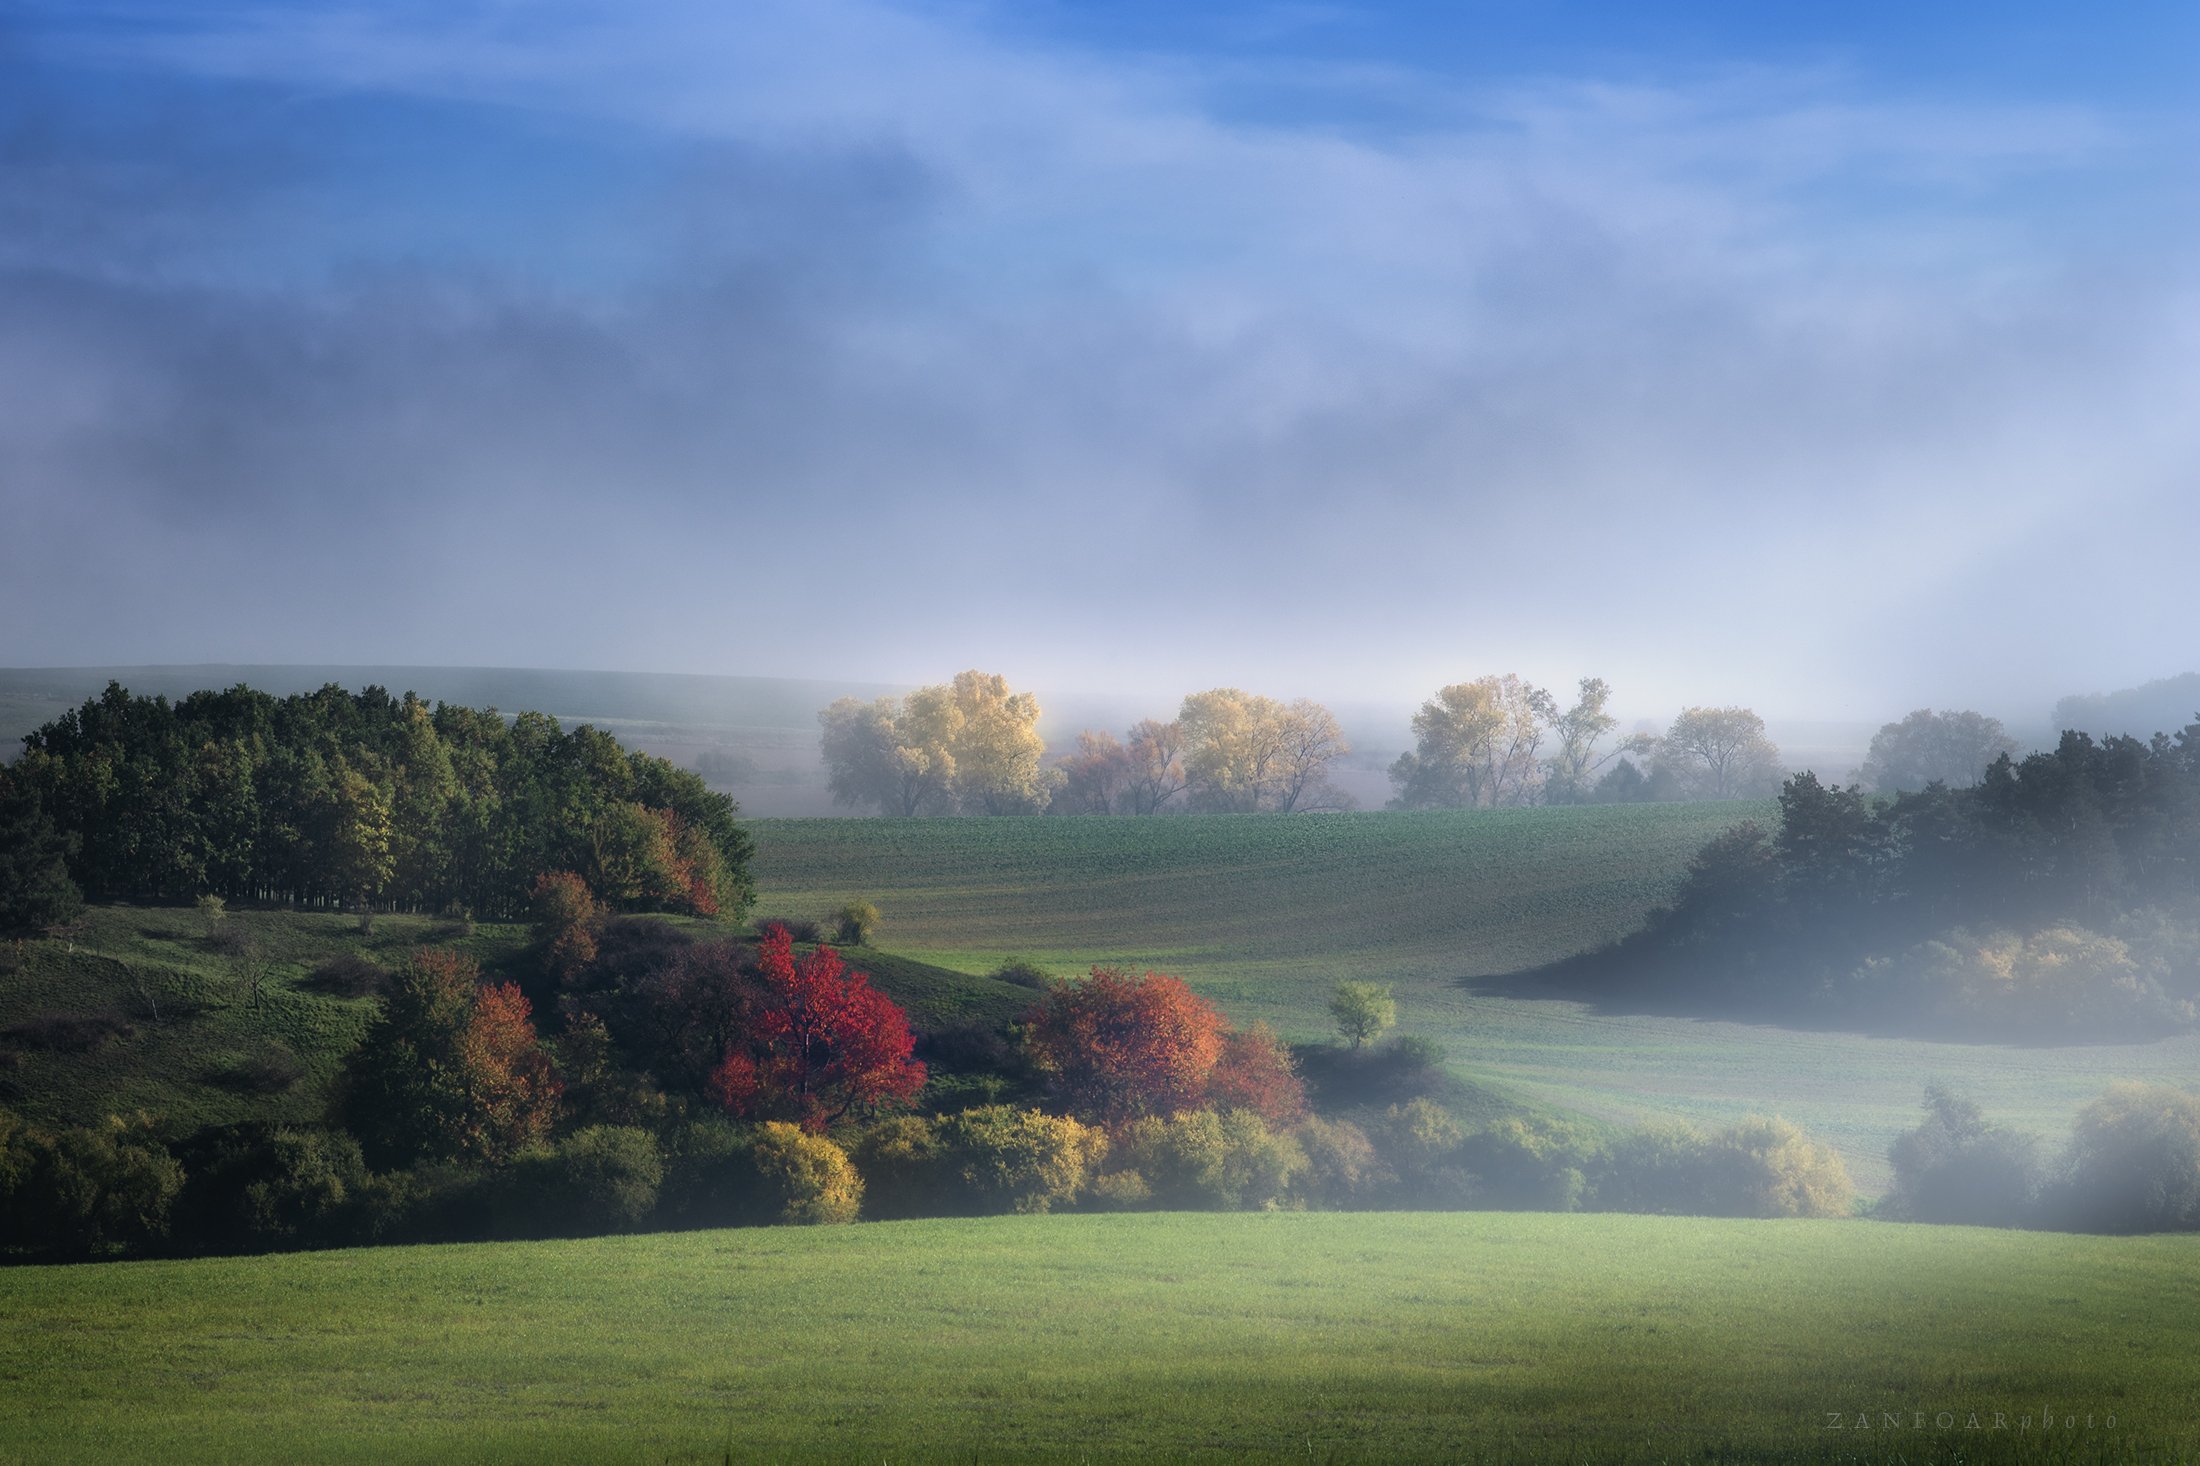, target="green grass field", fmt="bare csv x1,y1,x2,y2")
1,1212,2189,1464
749,808,2200,1192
